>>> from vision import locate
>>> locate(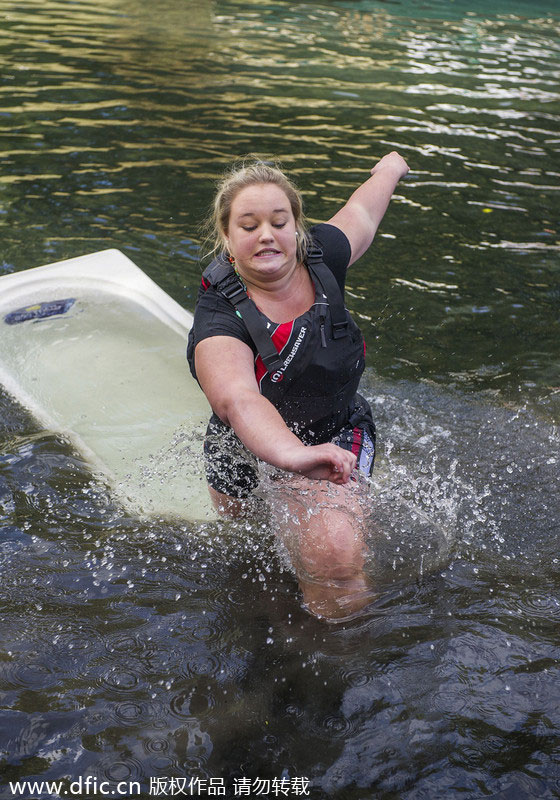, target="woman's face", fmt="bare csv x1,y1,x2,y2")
225,183,298,283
